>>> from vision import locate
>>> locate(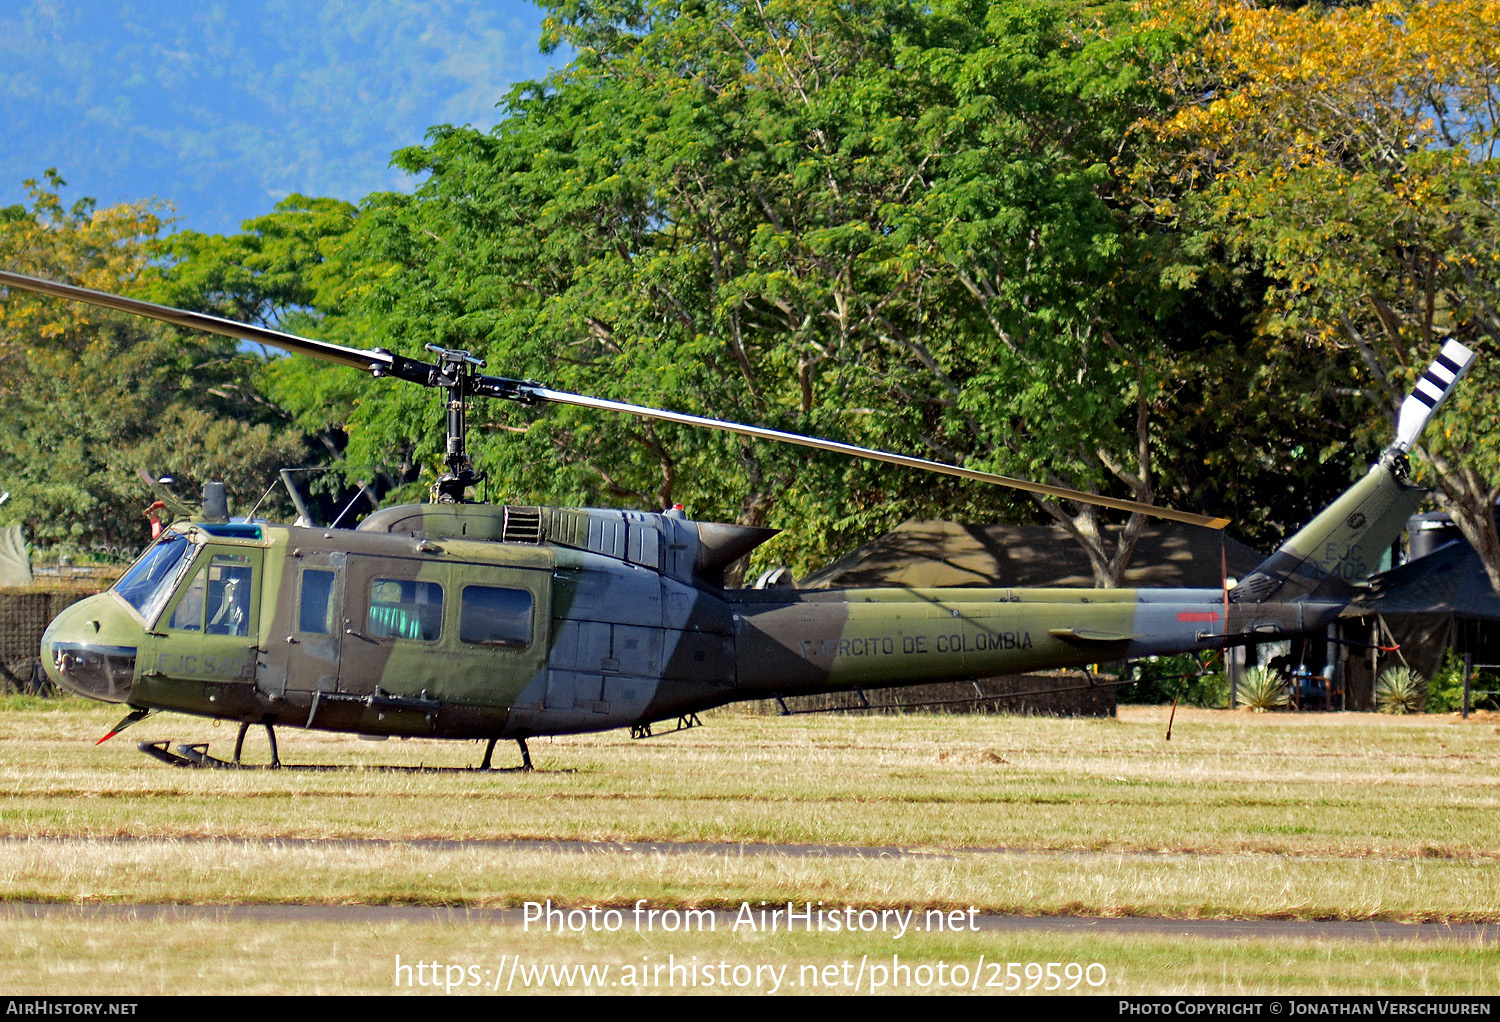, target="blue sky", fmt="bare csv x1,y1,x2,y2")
0,0,563,235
